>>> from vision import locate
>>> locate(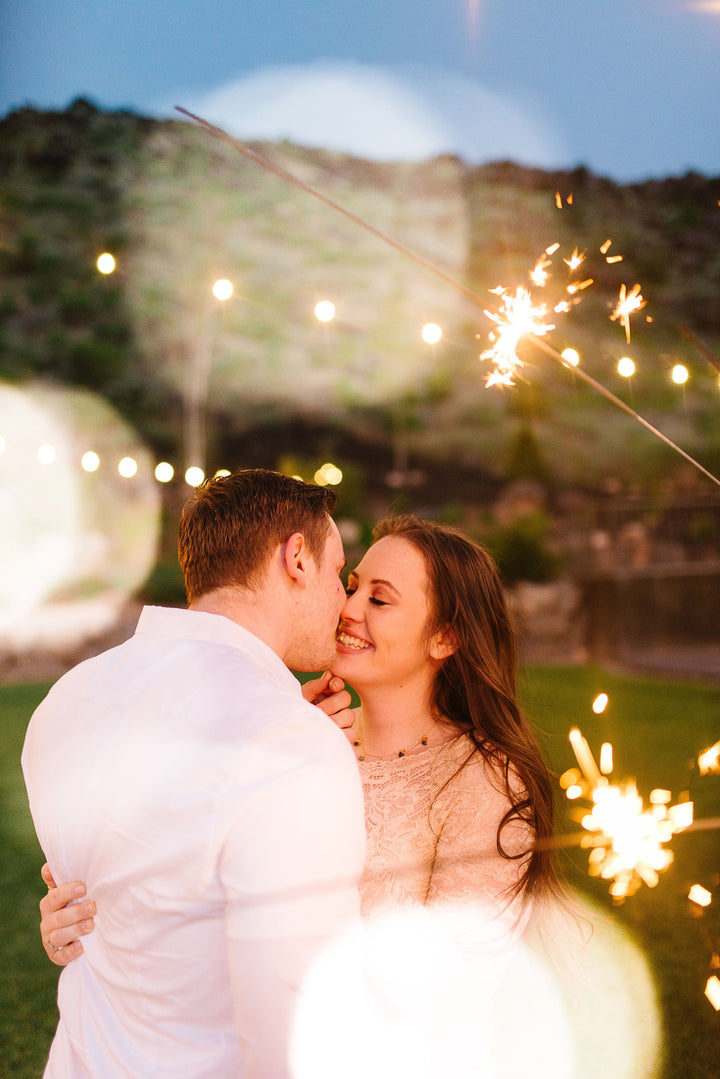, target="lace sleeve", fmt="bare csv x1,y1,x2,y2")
425,752,532,910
